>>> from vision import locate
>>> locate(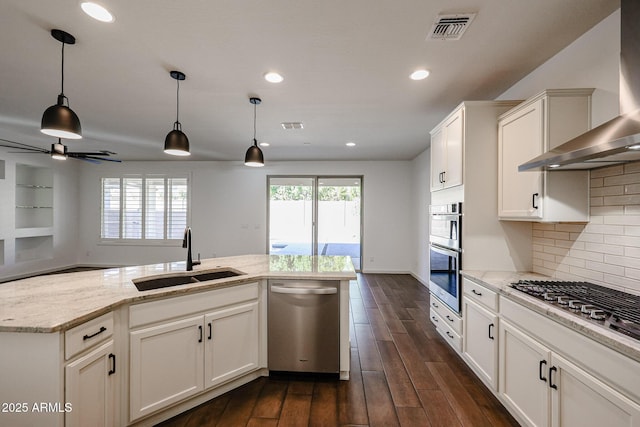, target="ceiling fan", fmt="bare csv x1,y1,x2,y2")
0,138,121,164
